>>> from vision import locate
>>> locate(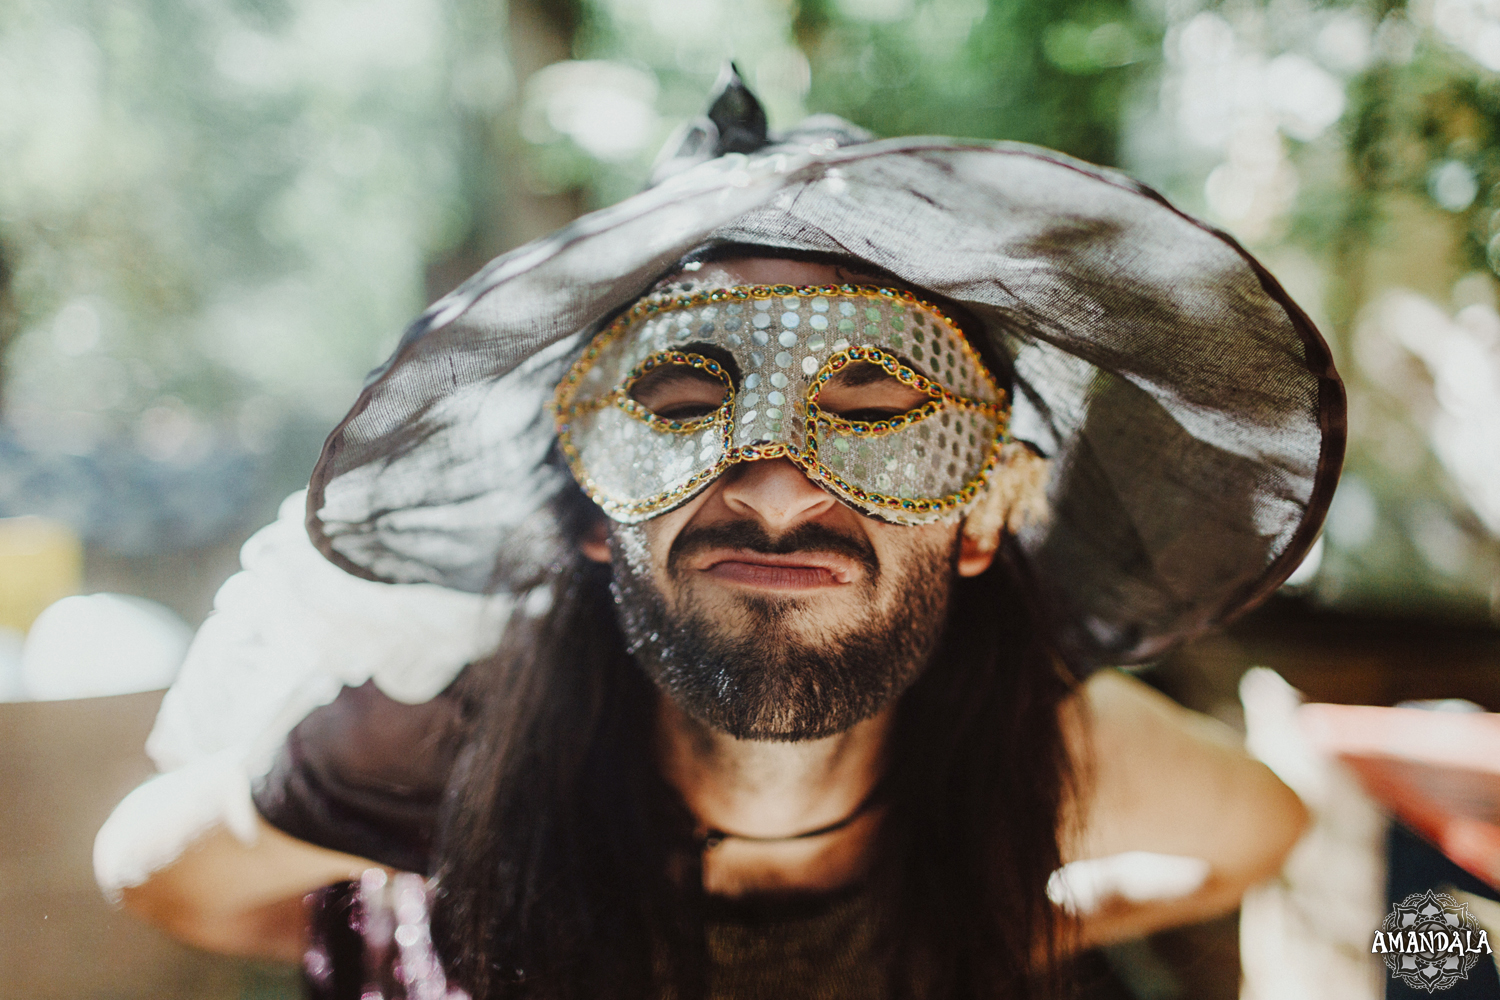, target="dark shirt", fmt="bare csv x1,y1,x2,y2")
262,682,1135,1000
254,680,463,873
